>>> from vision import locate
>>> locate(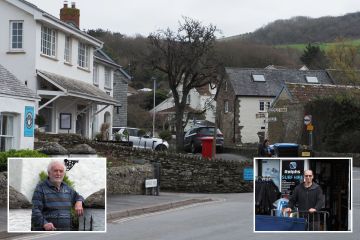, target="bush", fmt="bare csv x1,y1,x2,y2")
38,171,75,188
0,149,47,172
159,130,172,141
